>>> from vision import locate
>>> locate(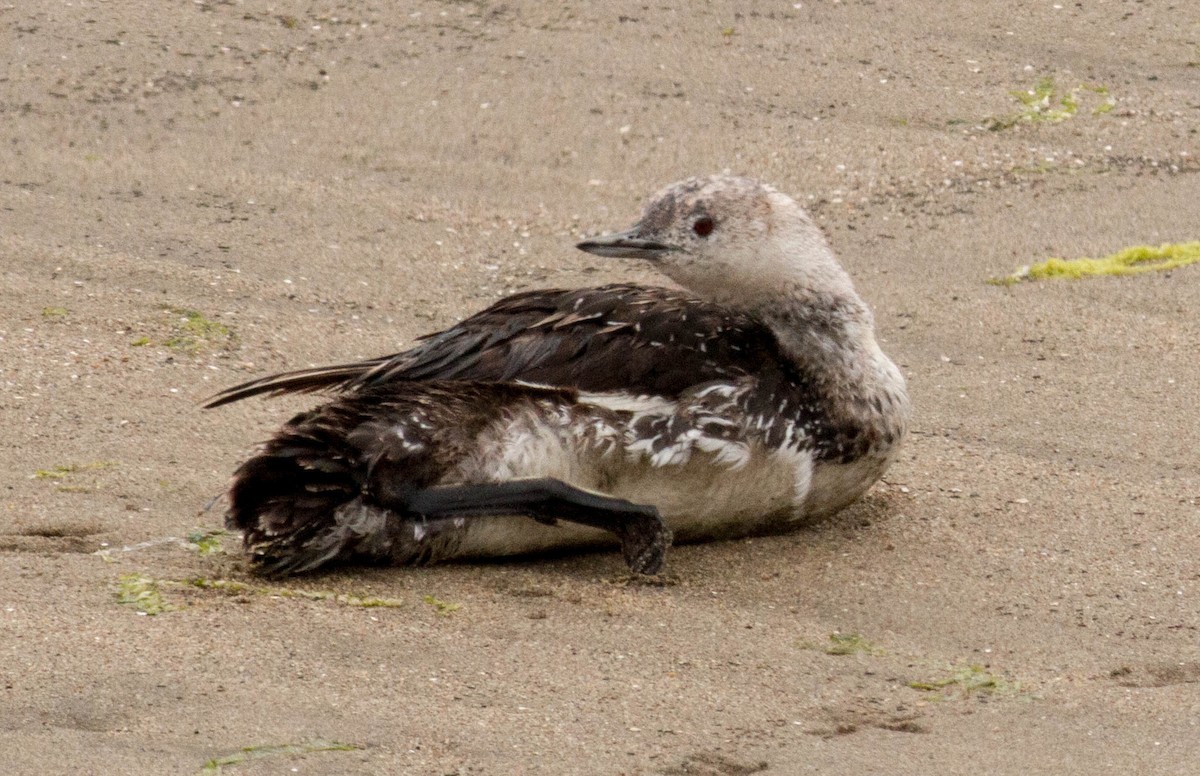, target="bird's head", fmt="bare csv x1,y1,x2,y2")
577,175,848,307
